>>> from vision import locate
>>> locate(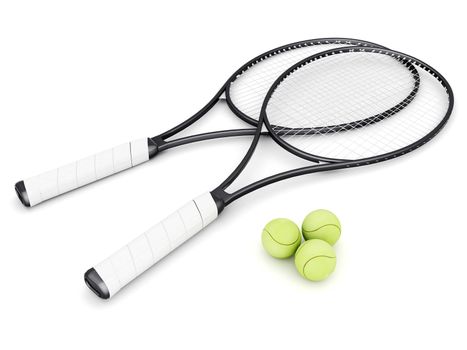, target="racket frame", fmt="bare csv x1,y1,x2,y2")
149,38,387,154
211,46,454,208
